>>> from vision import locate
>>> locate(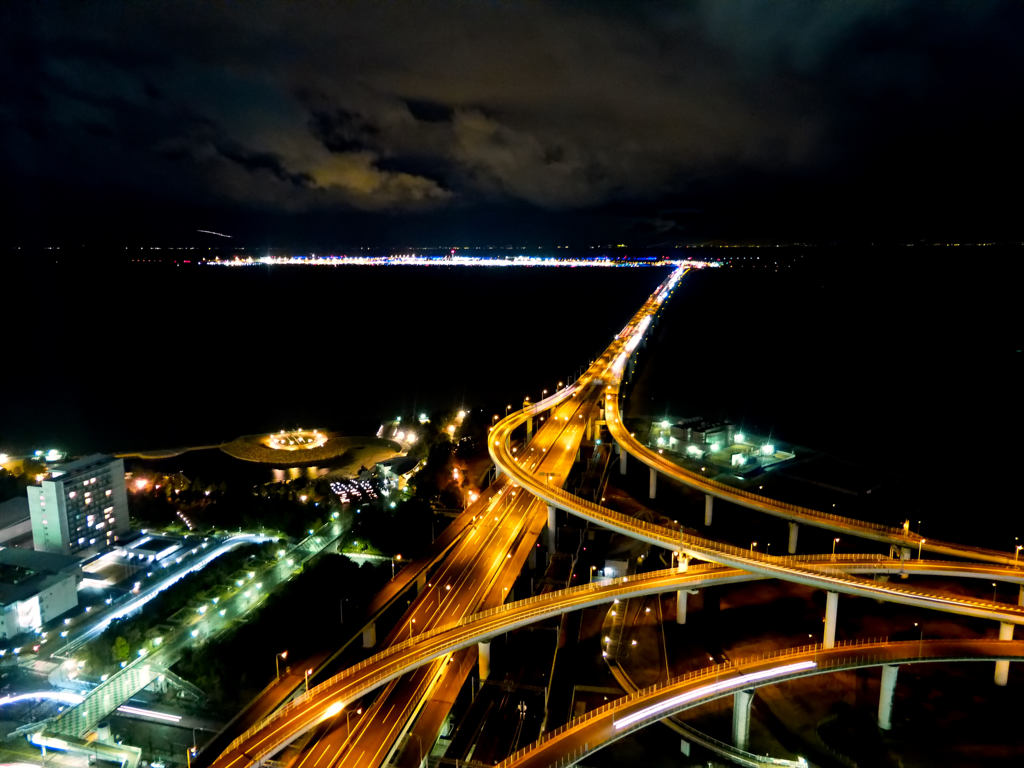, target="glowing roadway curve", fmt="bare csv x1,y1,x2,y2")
495,637,1024,768
206,557,1024,768
487,267,1024,626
